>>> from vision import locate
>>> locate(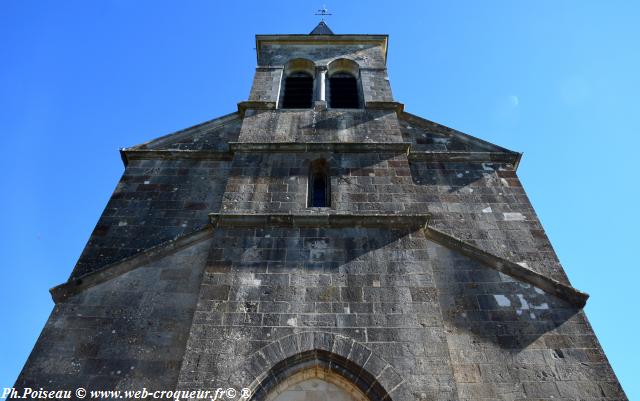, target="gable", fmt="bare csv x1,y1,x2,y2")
129,112,242,152
400,112,516,153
